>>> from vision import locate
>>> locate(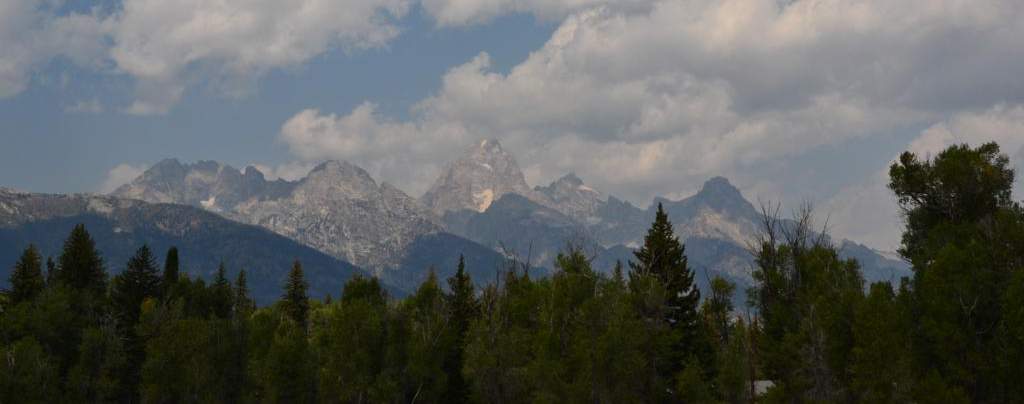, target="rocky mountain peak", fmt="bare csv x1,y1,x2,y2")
421,138,541,216
304,161,376,189
696,176,742,200
535,172,606,223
